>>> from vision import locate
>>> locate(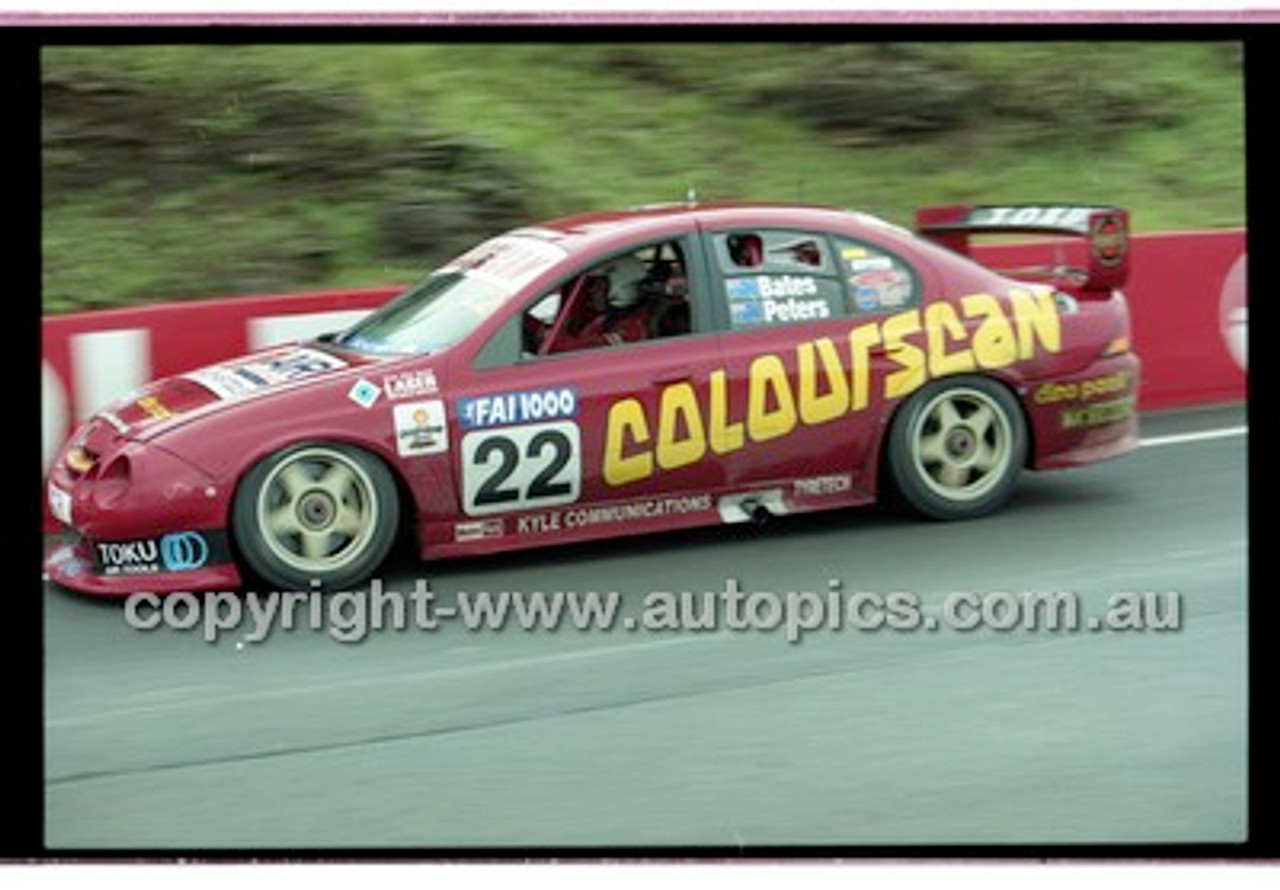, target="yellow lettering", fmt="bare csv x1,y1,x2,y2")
882,310,926,399
797,337,850,426
603,398,653,487
747,353,798,442
656,382,708,470
925,302,976,378
602,291,1056,486
1008,287,1061,359
961,293,1019,369
708,369,744,455
847,323,881,411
